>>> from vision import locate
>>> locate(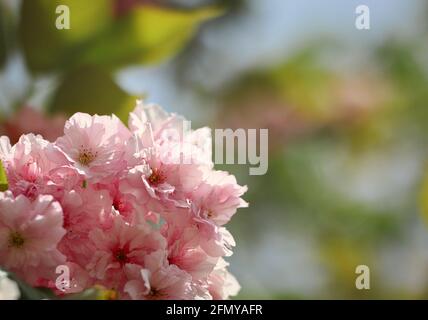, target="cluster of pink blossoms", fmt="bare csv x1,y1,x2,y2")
0,101,247,299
